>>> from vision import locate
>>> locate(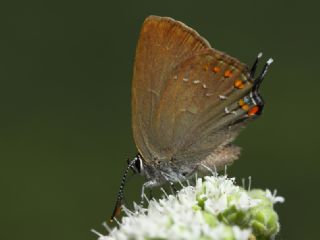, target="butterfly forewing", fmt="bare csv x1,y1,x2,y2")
132,16,211,162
